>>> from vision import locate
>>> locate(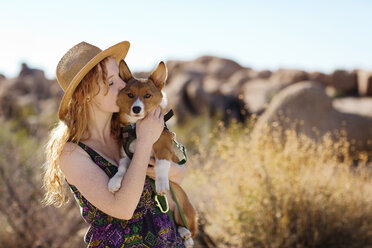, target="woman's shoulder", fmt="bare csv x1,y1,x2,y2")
60,141,99,186
62,141,87,156
60,142,90,169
